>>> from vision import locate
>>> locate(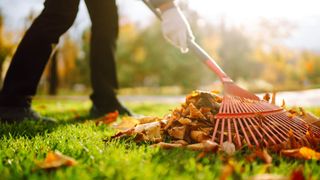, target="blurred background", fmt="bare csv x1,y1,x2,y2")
0,0,319,96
